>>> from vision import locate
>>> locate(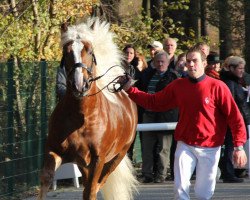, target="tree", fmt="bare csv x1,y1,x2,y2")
186,0,199,39
99,0,122,23
218,0,232,59
206,0,245,57
142,0,151,16
244,0,250,71
0,0,98,61
151,0,164,22
200,0,209,36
